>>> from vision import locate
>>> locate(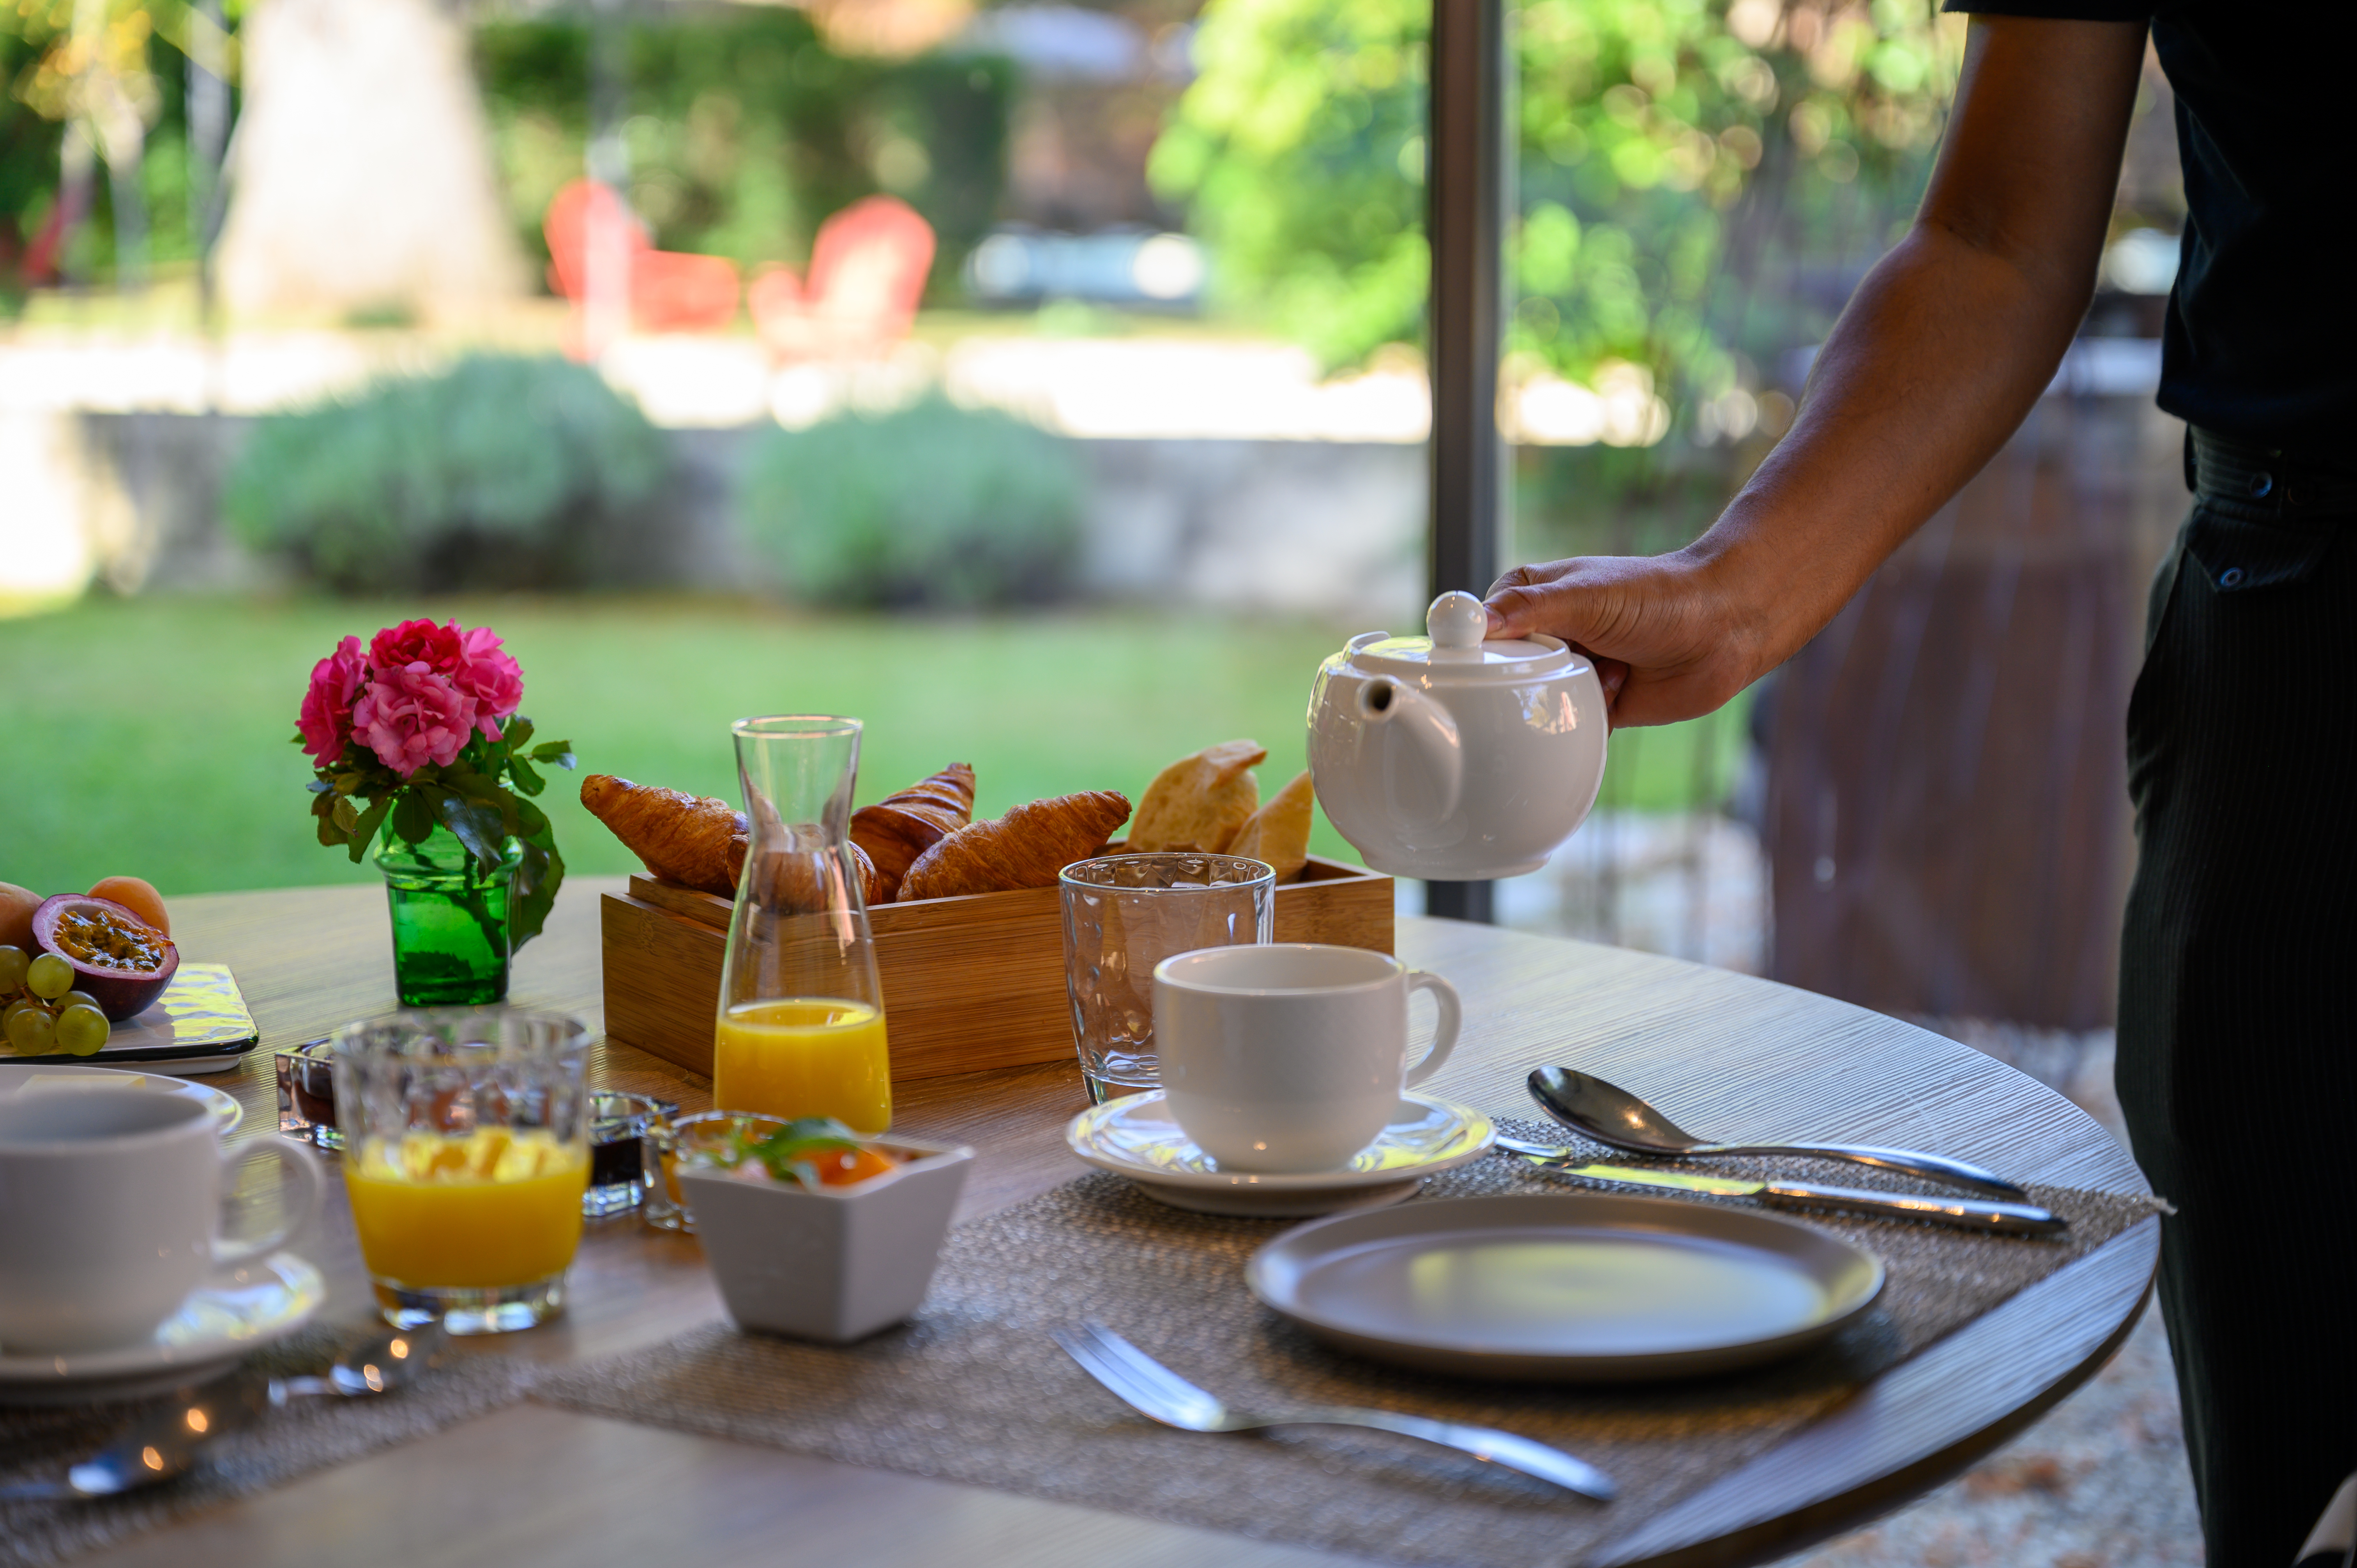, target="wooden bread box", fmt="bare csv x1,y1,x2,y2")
600,854,1394,1082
